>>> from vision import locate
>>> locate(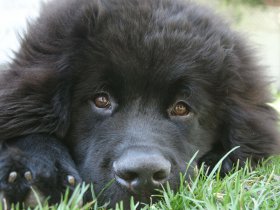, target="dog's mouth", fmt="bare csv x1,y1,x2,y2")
93,183,160,208
113,188,161,208
90,172,170,208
